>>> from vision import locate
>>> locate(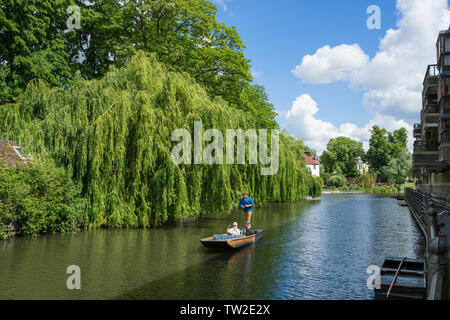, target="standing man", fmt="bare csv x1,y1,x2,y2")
239,192,254,224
